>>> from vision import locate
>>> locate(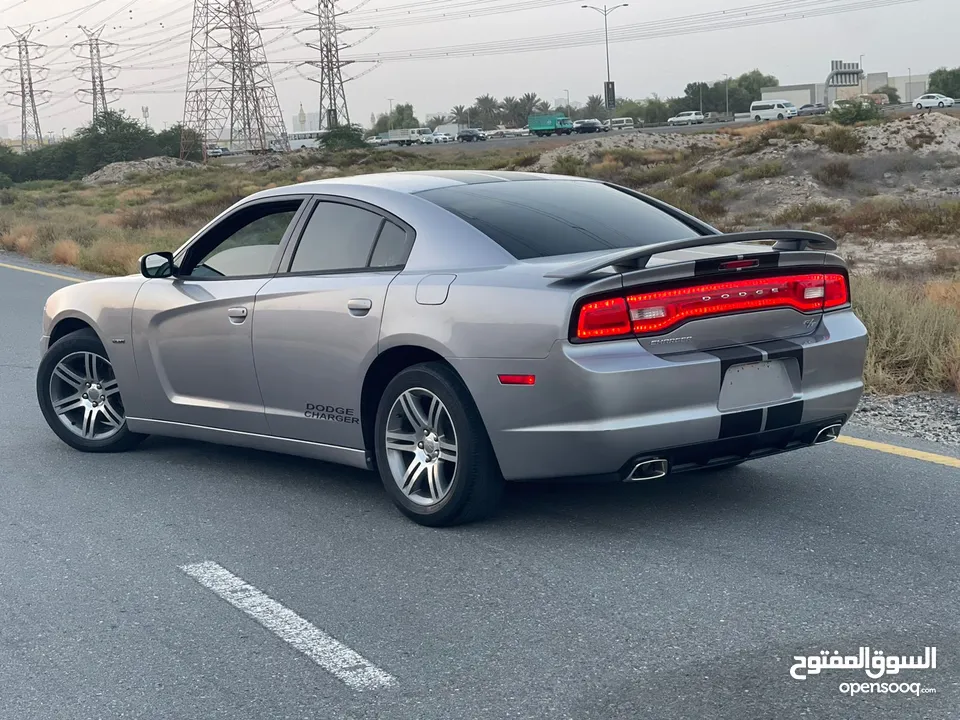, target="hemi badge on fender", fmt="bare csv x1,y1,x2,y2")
111,338,126,344
720,259,759,271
